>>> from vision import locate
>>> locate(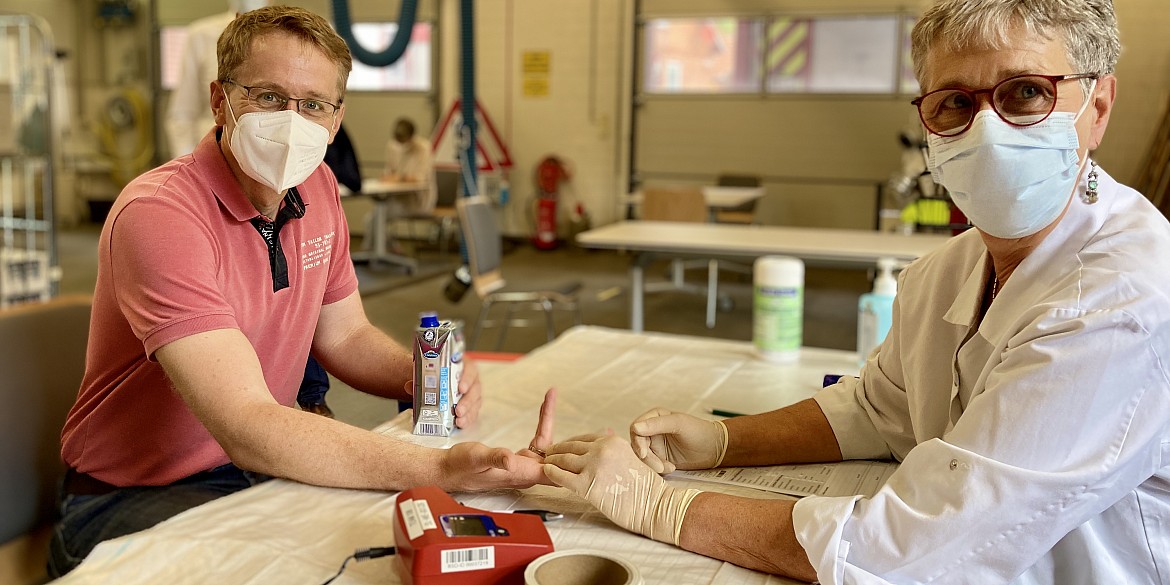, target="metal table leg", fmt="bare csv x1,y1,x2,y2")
351,194,419,273
630,254,645,333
